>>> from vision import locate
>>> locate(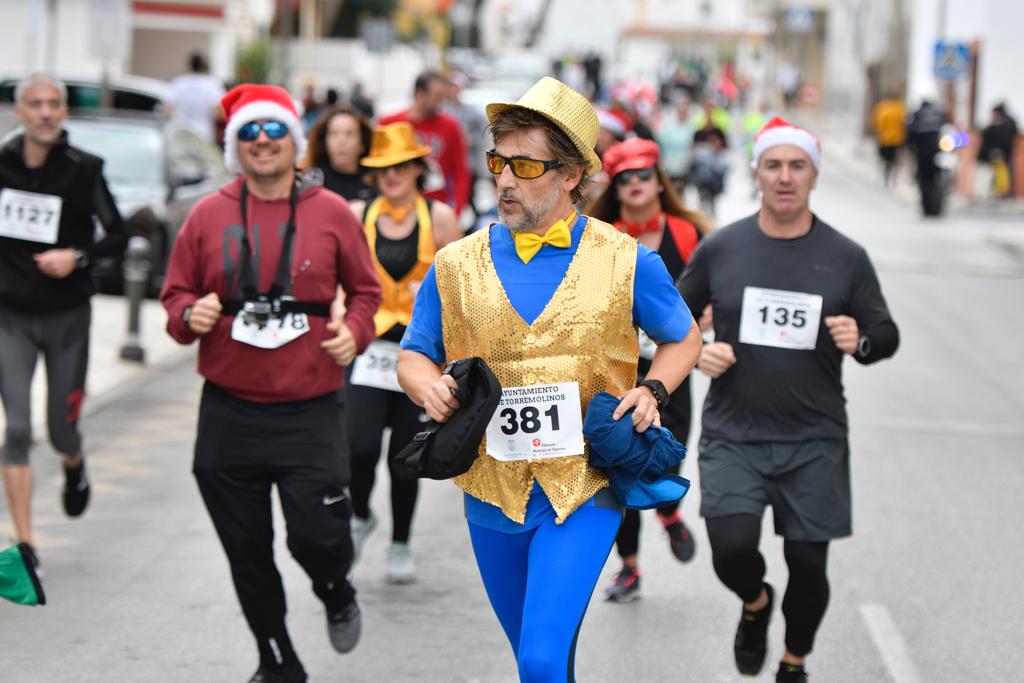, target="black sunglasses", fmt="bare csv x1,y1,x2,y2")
374,160,418,174
615,167,656,185
486,150,564,179
237,120,289,142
